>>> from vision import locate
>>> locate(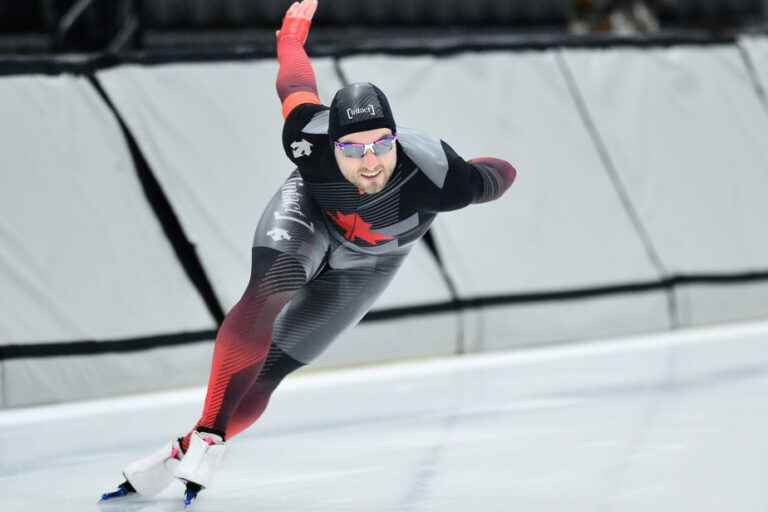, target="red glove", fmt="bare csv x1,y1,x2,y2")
277,16,312,46
275,1,320,117
276,0,317,46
